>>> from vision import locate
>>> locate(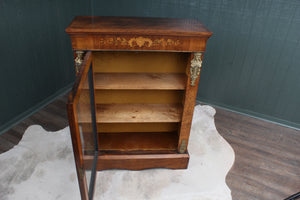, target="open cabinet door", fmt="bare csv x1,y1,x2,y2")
67,51,98,200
